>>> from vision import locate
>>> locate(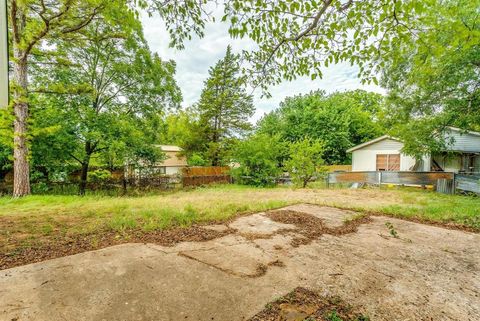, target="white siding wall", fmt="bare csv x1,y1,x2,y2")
351,150,377,171
358,138,404,151
351,138,428,171
165,166,184,175
401,154,419,171
445,130,480,152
